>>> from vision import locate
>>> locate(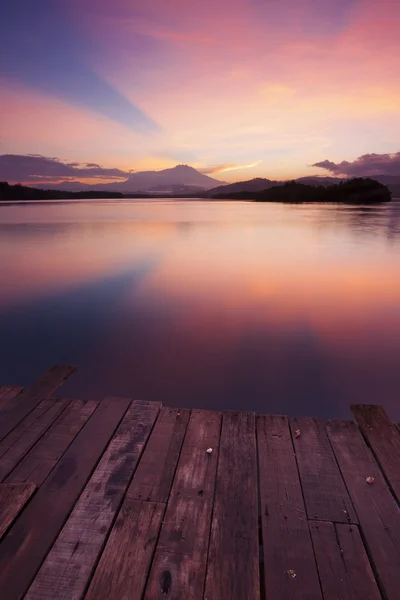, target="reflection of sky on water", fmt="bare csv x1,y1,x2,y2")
0,200,400,419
